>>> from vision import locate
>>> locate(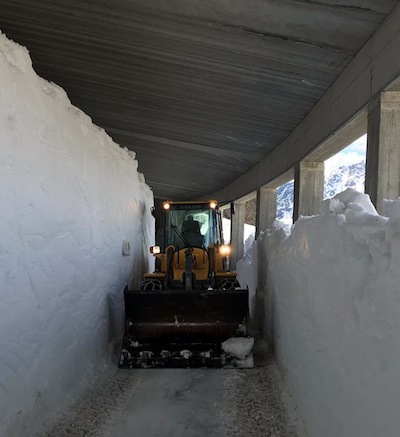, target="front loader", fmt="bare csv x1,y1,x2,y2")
120,200,251,368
